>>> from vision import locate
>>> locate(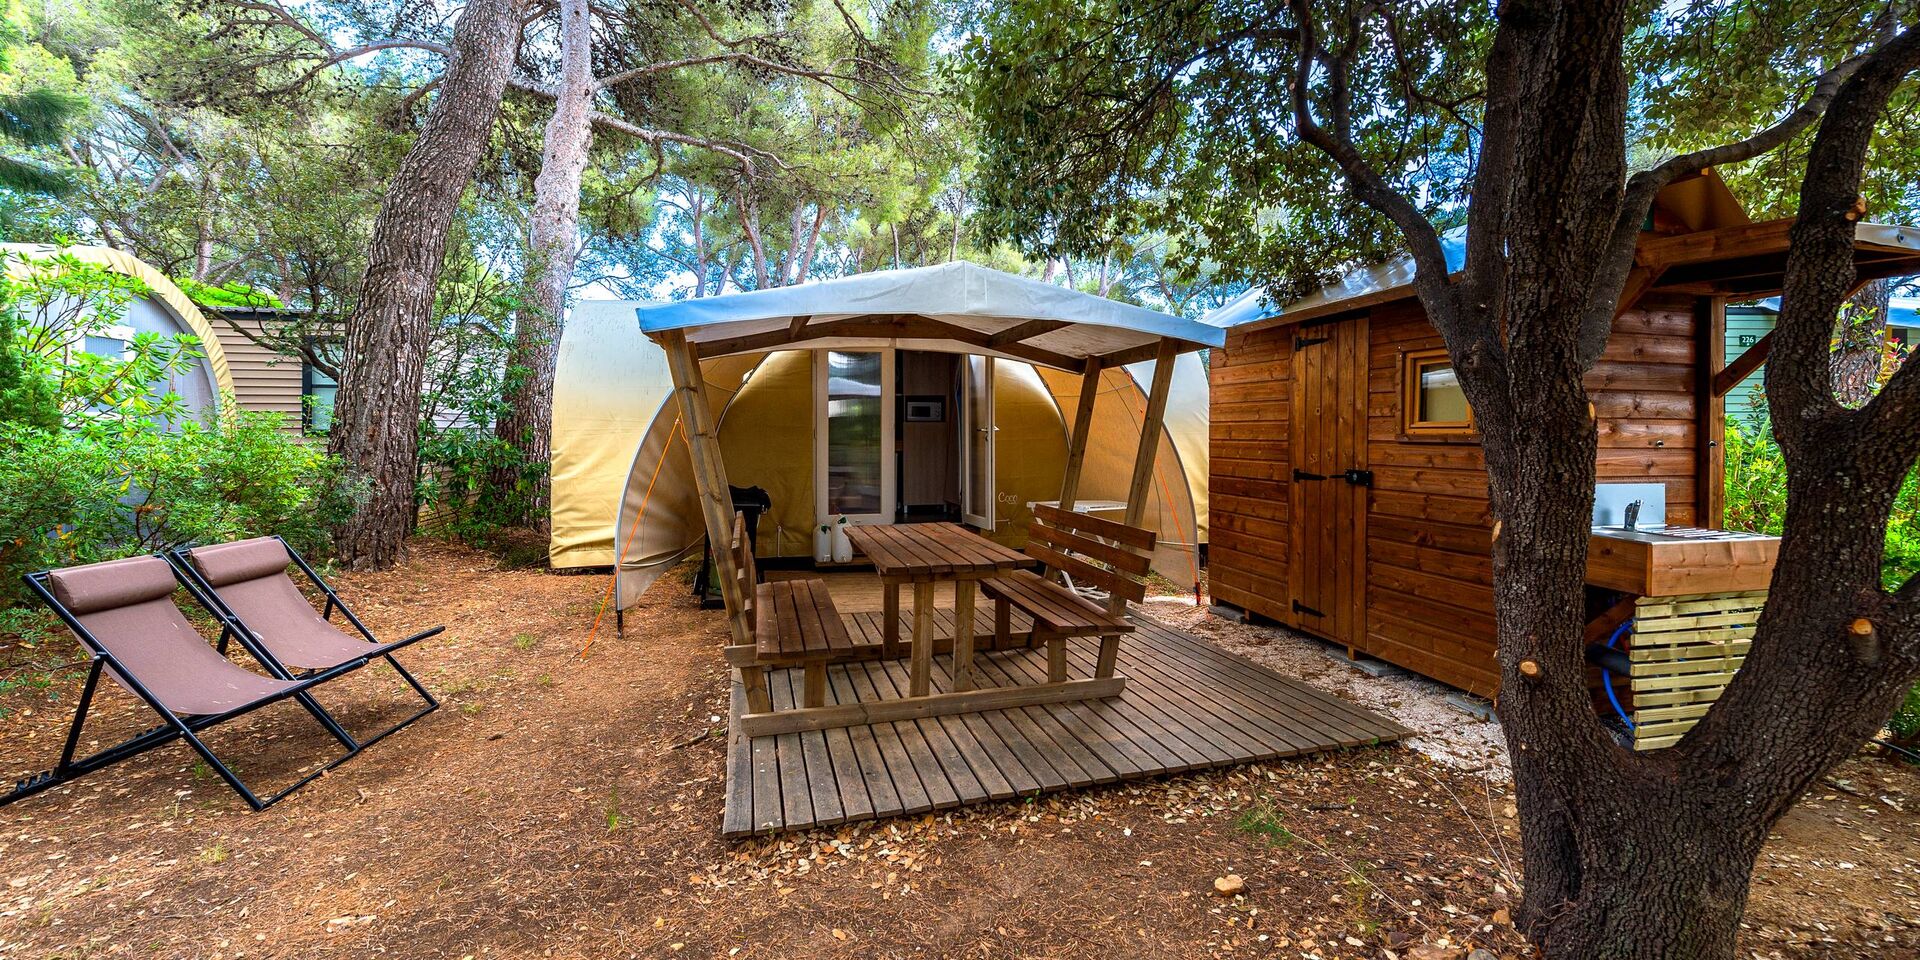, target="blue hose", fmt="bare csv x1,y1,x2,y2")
1602,618,1635,730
